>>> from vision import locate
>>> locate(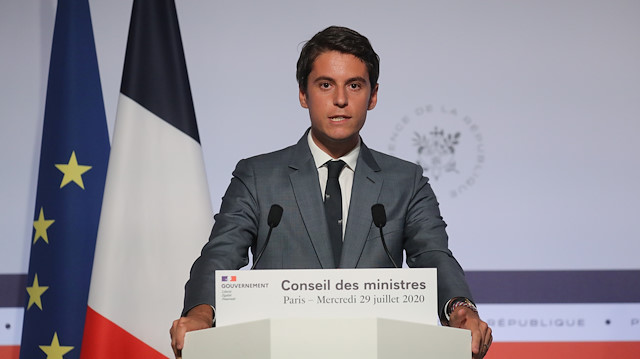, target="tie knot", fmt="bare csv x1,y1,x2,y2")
326,160,345,179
